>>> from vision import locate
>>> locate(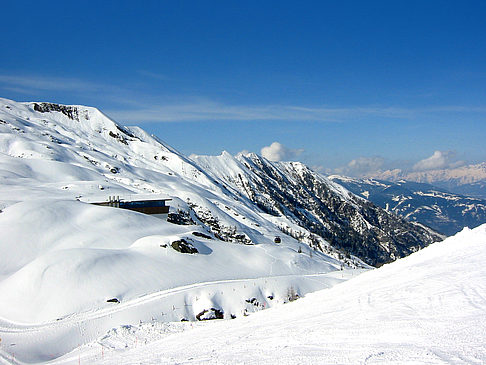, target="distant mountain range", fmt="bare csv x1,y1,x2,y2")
369,164,486,199
329,175,486,236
